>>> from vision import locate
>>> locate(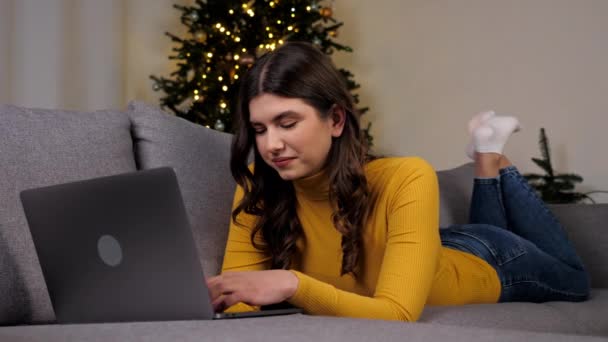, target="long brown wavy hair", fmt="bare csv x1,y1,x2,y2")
230,42,373,277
